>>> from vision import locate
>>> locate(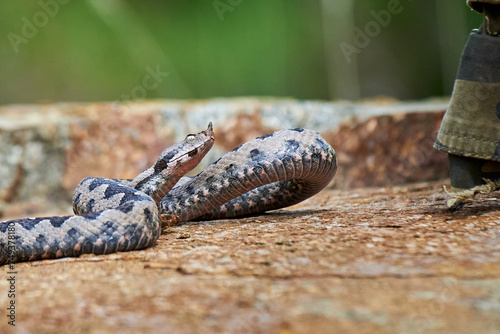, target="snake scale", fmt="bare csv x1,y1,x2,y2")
0,123,337,264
